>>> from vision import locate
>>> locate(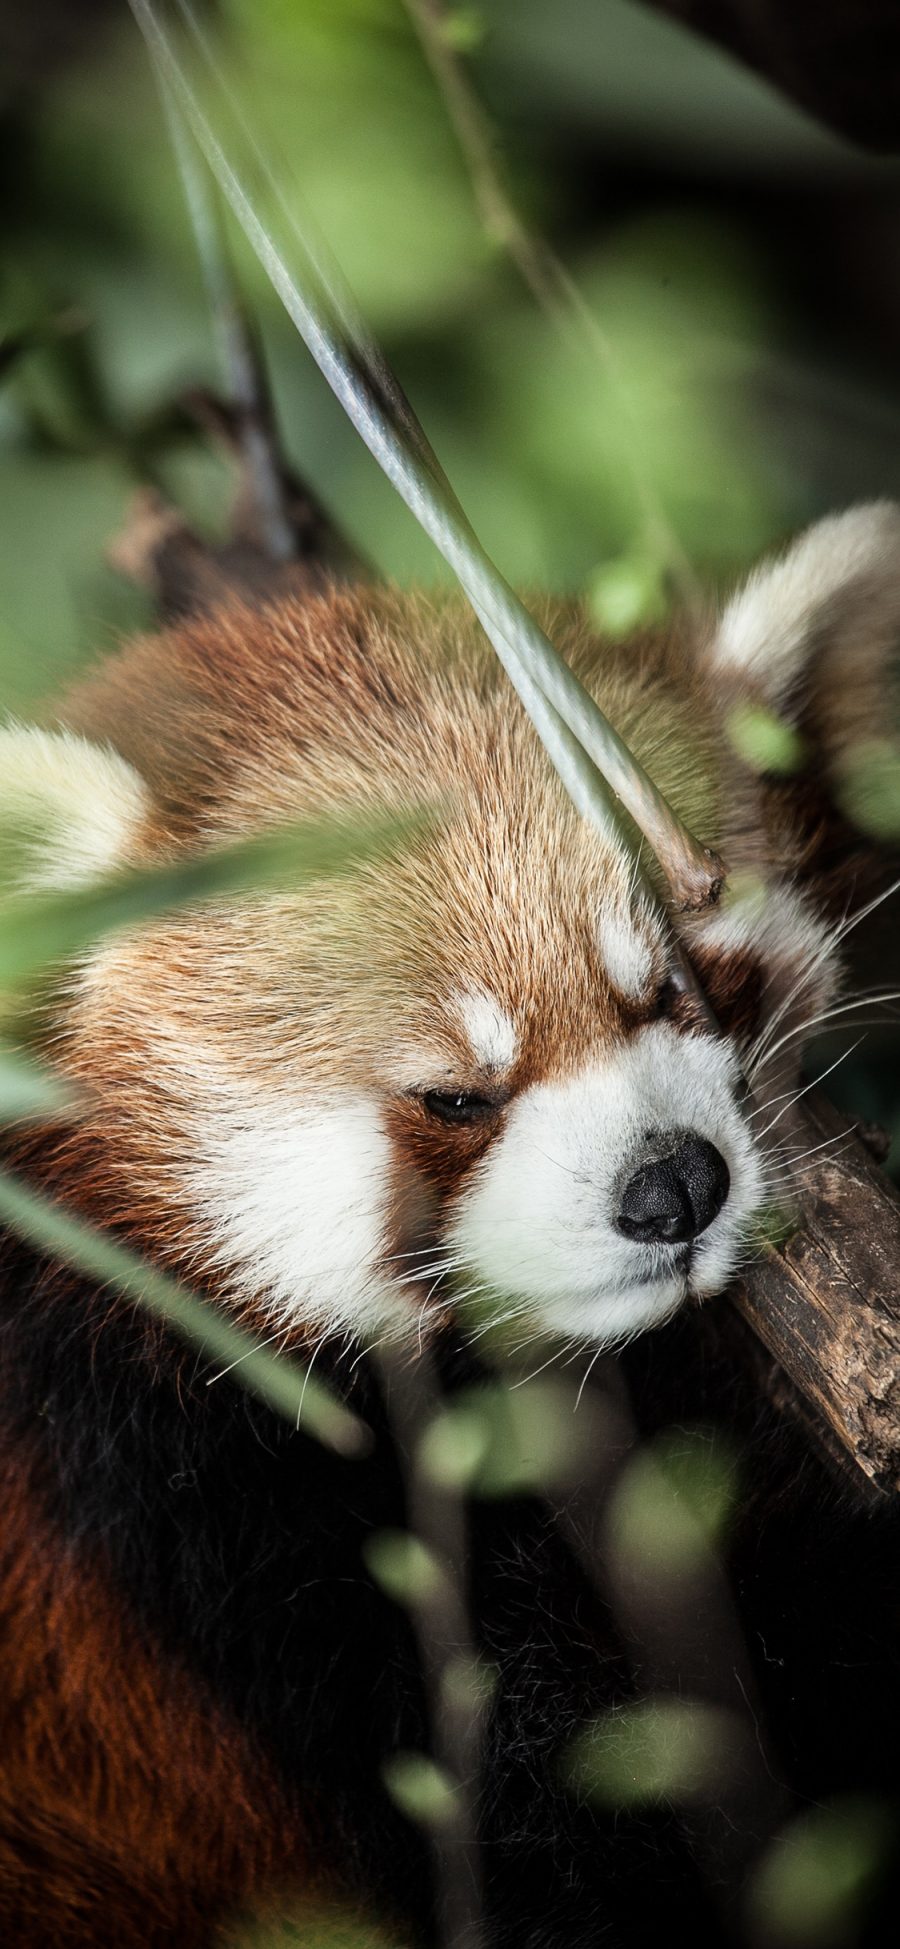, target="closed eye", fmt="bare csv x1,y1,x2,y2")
420,1089,500,1127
